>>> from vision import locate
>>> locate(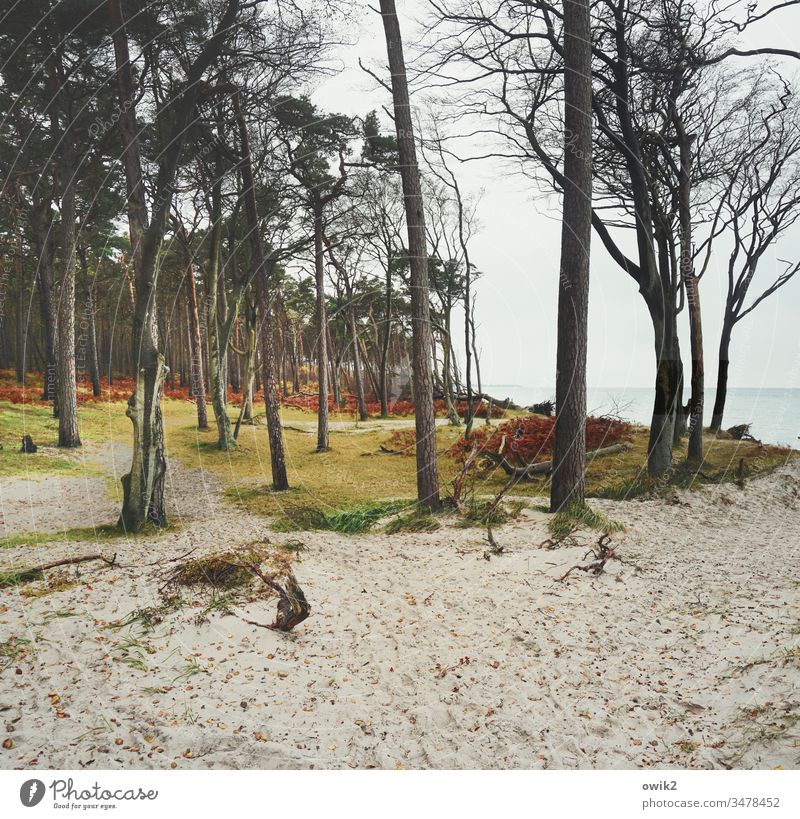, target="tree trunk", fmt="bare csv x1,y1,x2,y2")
441,313,461,427
31,202,58,407
379,265,392,418
185,249,209,430
550,0,592,511
108,0,166,530
710,320,732,432
348,306,368,421
232,88,288,489
646,308,681,477
313,203,330,451
78,245,102,396
675,119,703,465
13,207,26,383
56,144,81,448
379,0,440,509
686,275,704,463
